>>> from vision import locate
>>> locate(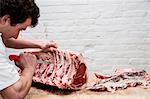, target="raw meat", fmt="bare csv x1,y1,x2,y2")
89,69,150,92
32,48,87,89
